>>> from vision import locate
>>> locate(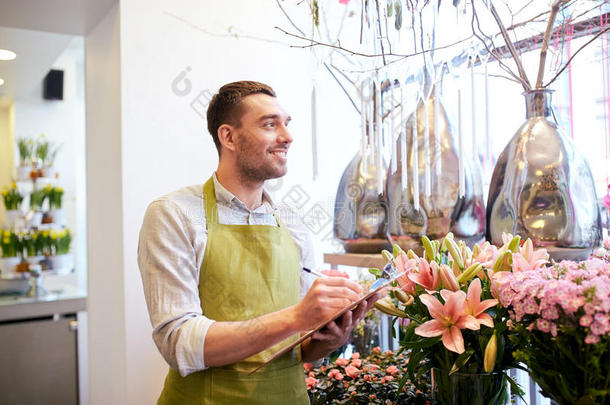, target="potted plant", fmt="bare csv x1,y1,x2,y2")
42,144,61,179
373,233,532,404
46,185,65,226
28,188,47,227
0,230,22,275
1,182,23,228
304,349,431,404
21,231,44,269
50,229,72,274
16,137,34,180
